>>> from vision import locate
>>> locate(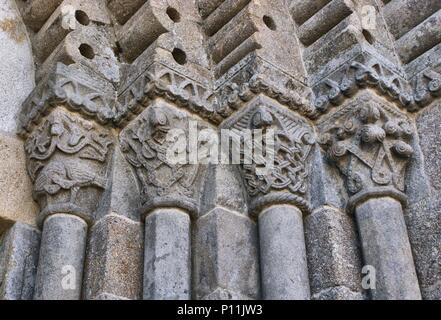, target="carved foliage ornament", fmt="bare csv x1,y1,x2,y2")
25,110,113,202
319,101,414,195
